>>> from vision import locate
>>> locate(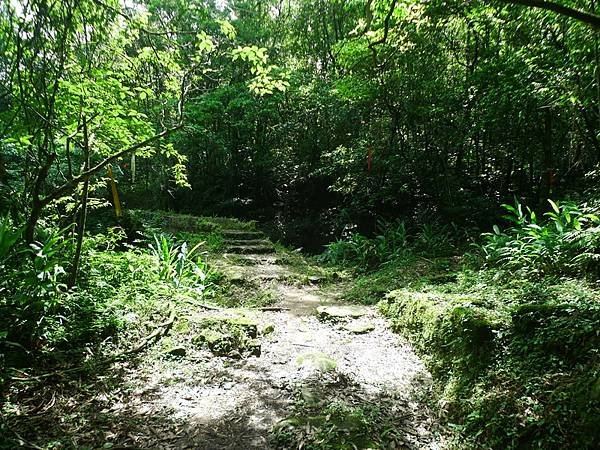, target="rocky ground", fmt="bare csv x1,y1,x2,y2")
2,229,448,449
